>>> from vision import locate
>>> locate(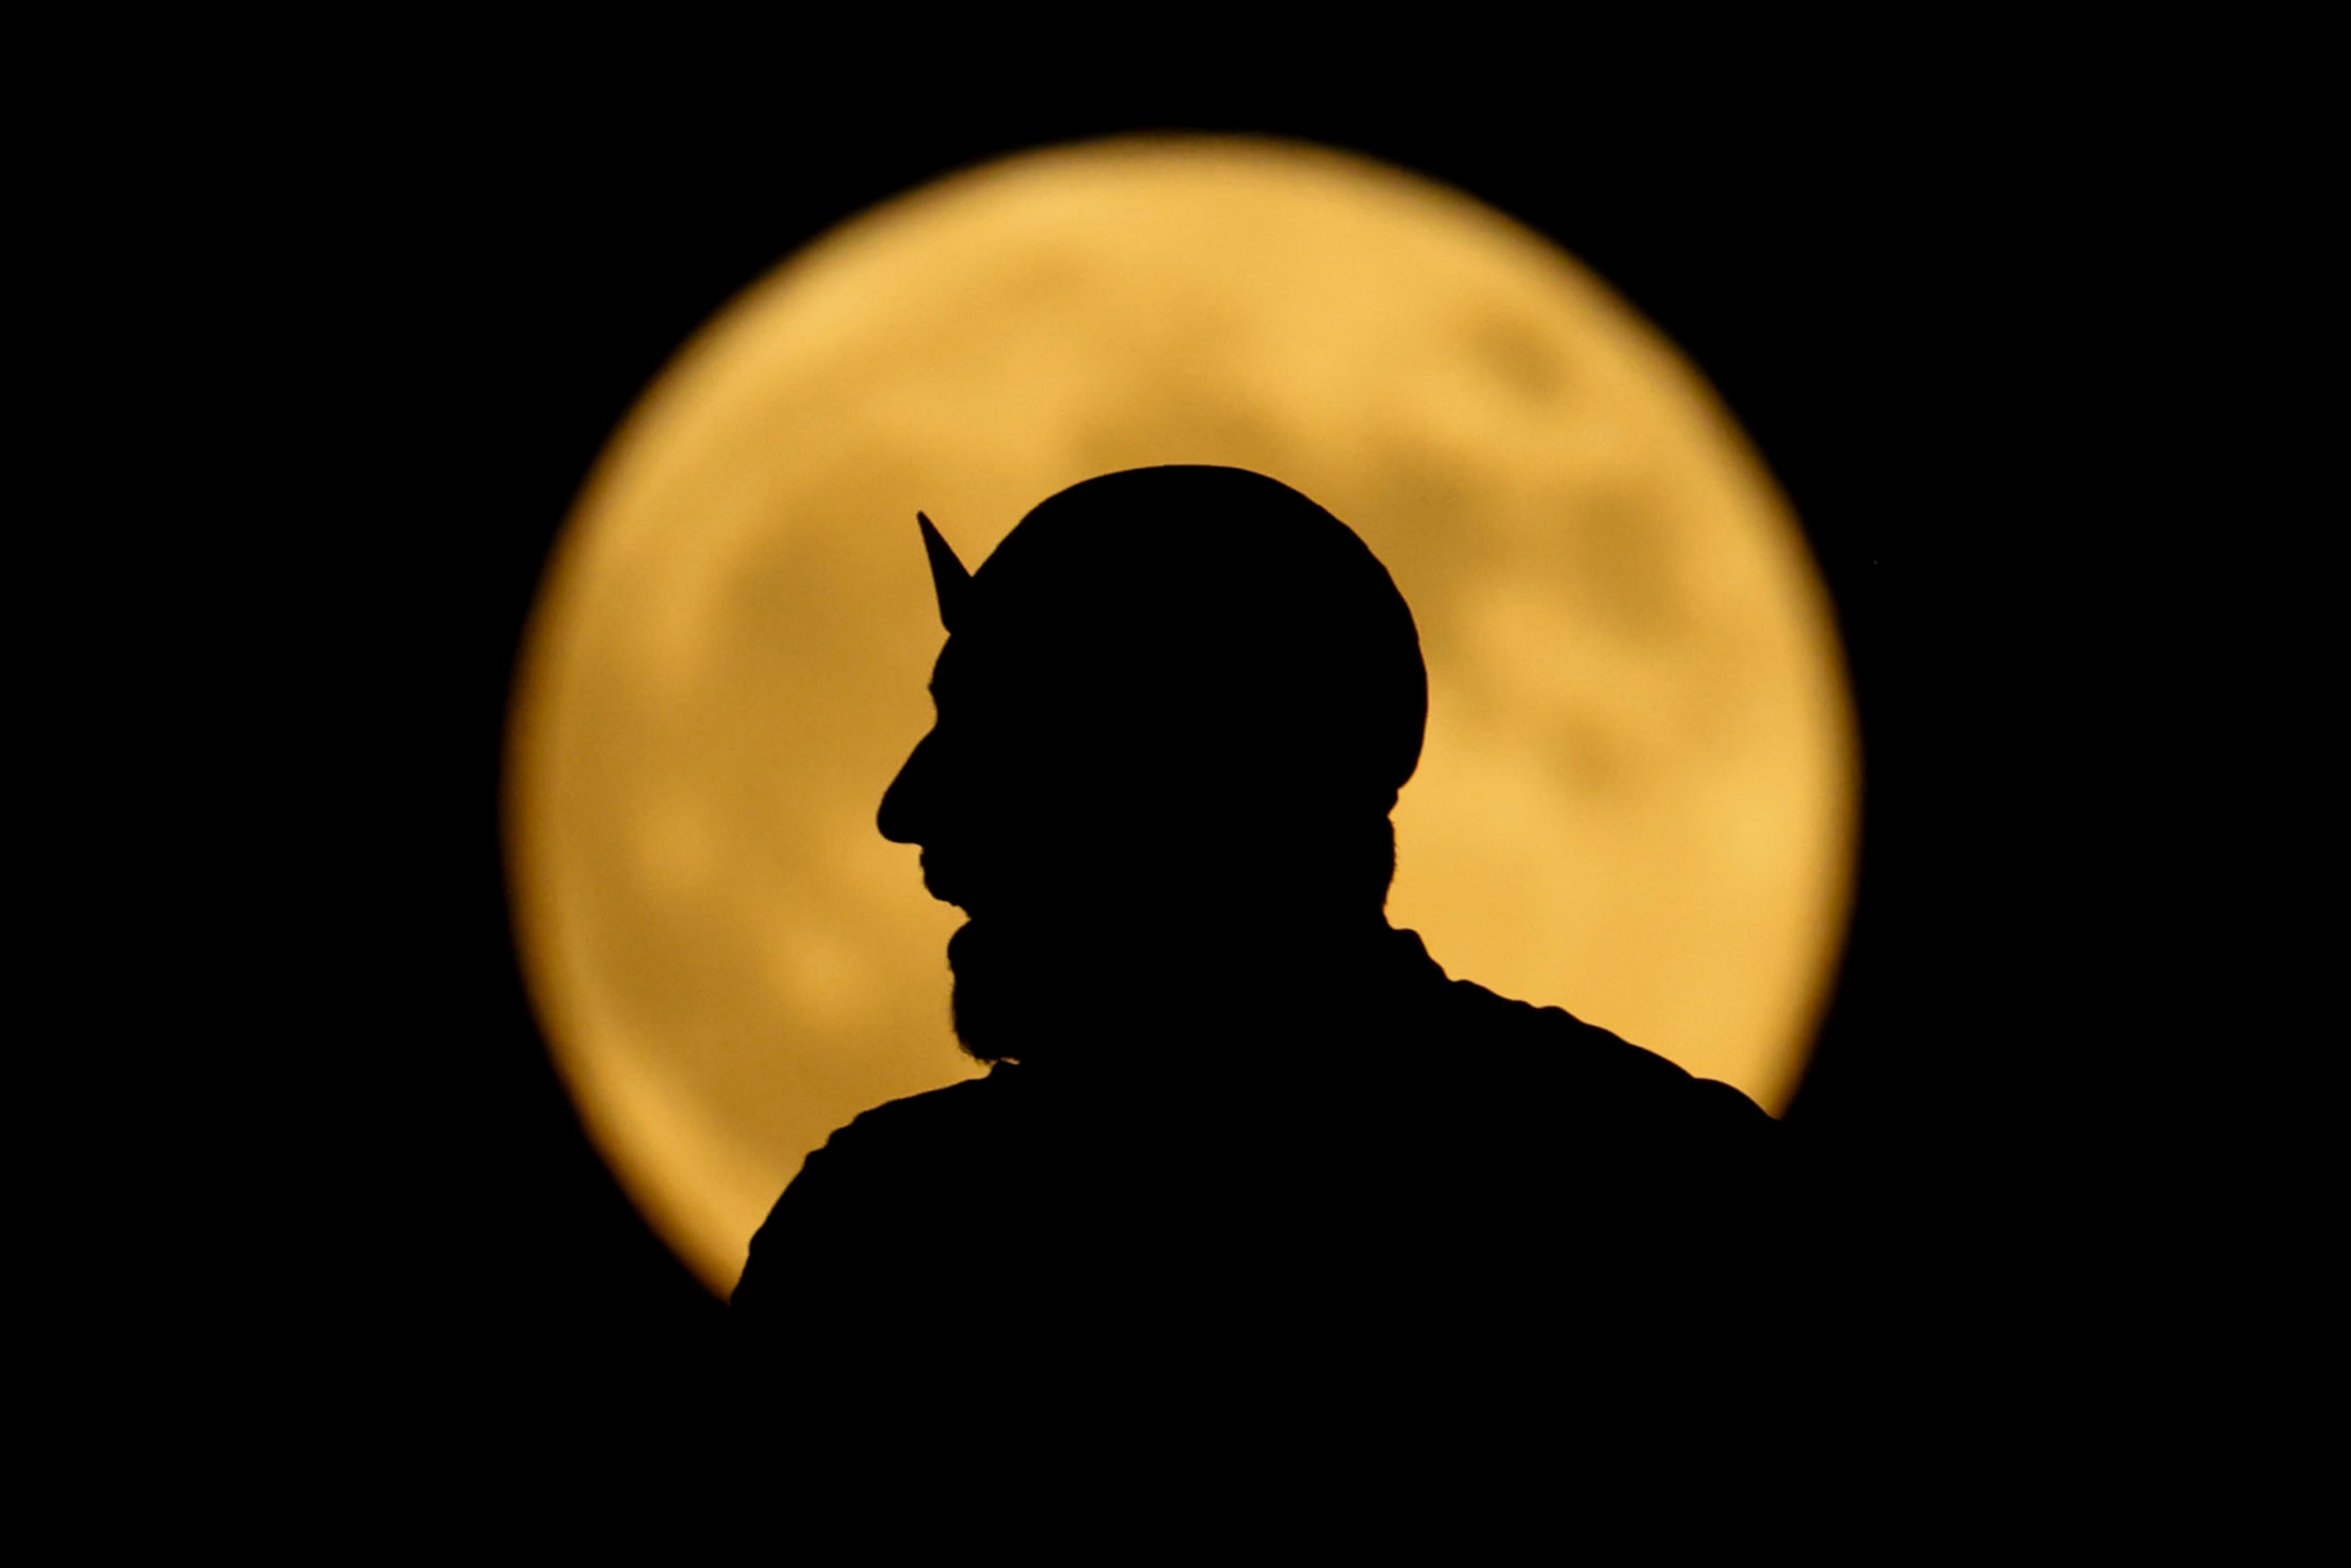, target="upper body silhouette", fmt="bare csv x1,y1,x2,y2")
734,467,1795,1400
